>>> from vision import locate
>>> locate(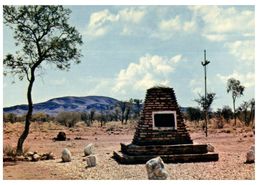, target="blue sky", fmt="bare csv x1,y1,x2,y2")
3,5,255,110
